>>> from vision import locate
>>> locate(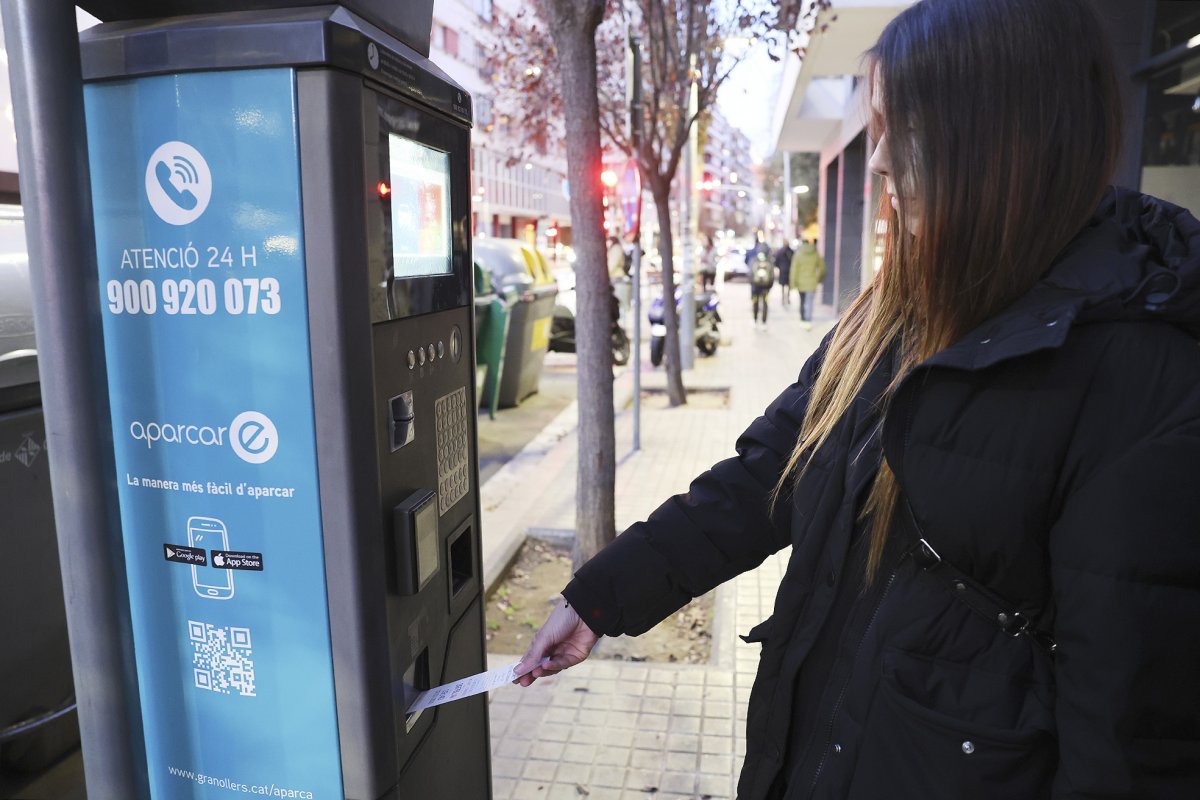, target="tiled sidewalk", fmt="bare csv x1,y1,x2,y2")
484,281,833,799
